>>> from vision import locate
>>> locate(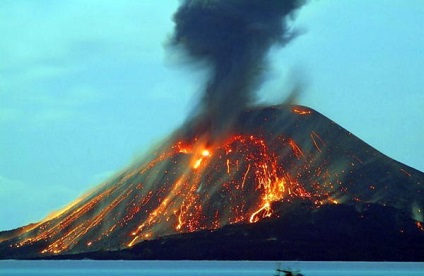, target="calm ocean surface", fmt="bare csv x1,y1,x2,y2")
0,261,423,275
